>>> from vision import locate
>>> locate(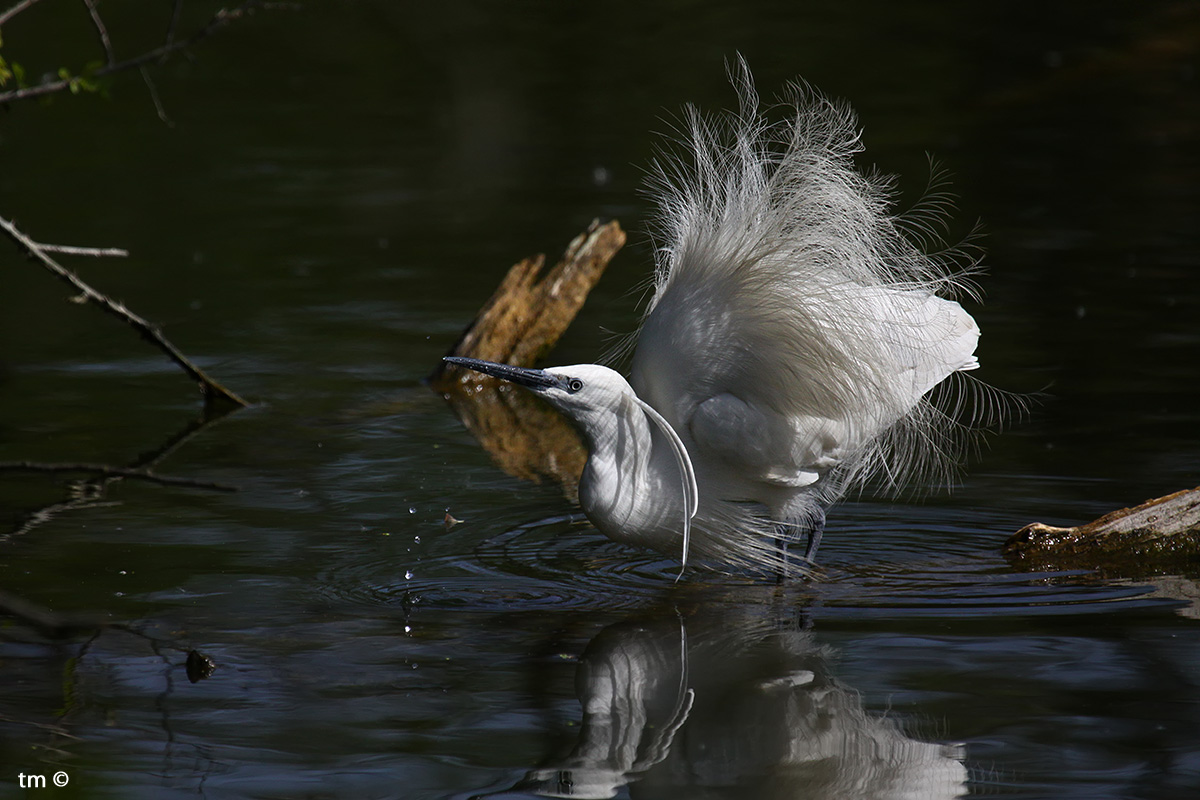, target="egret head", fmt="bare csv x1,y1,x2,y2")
444,355,700,570
443,357,636,427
